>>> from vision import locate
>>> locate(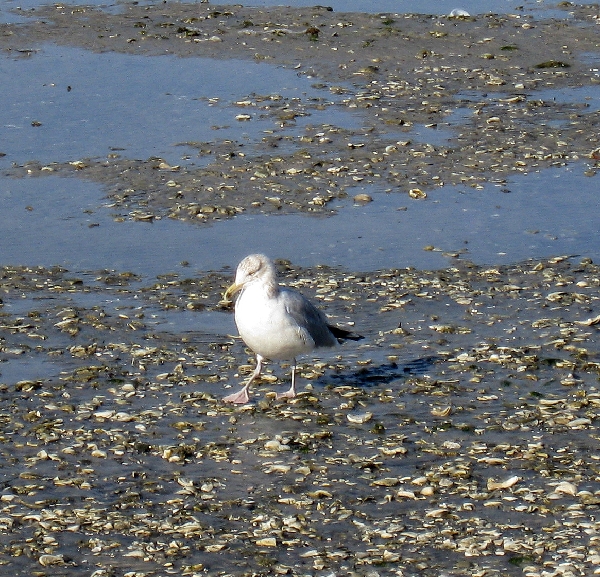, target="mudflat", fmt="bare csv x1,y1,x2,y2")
1,3,600,576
